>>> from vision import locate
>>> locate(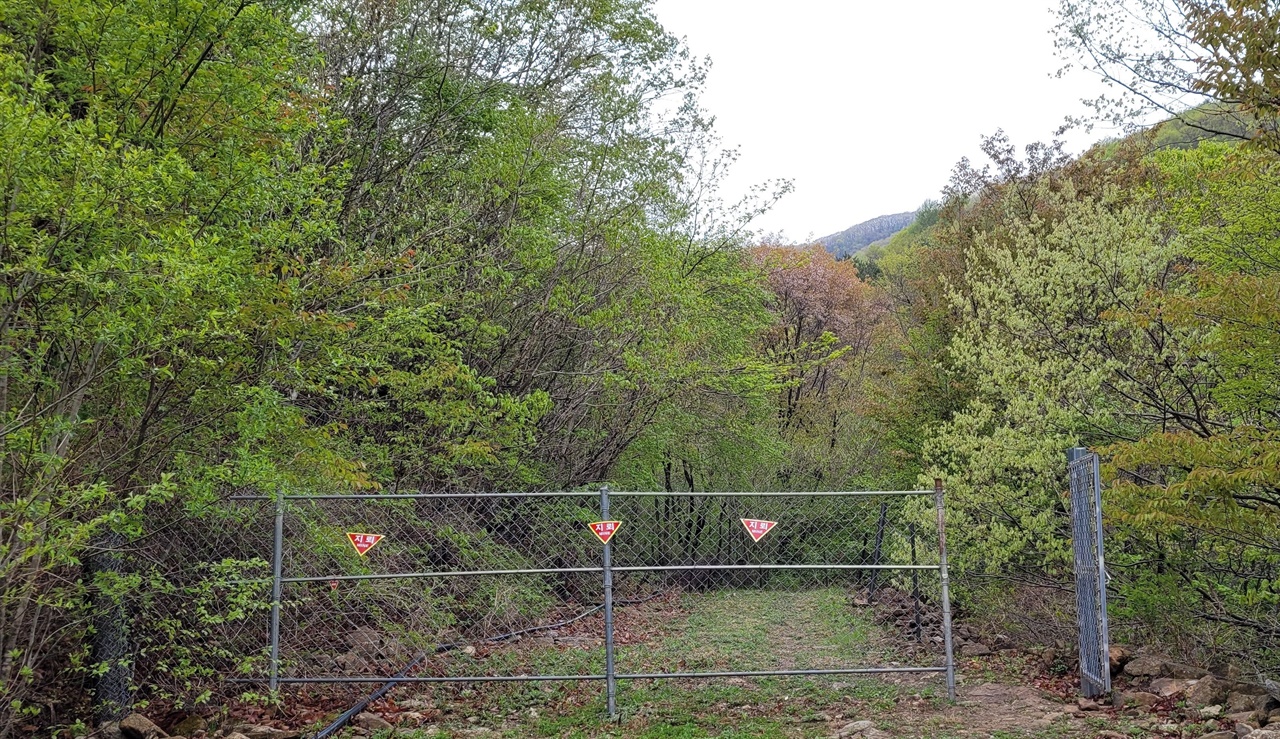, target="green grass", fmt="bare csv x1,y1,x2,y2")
365,588,1176,738
365,588,907,738
621,588,884,674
